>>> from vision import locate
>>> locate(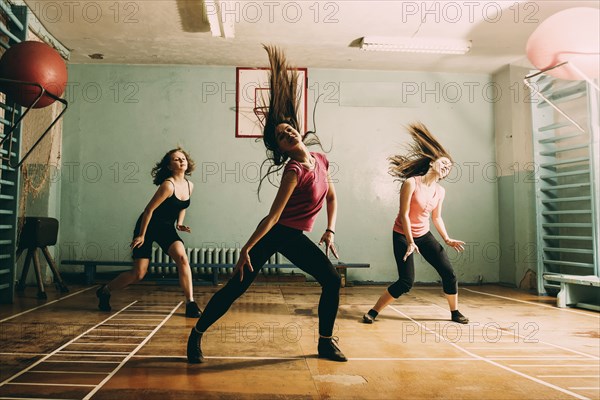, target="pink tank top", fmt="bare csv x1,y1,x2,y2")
278,152,329,232
393,176,445,238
